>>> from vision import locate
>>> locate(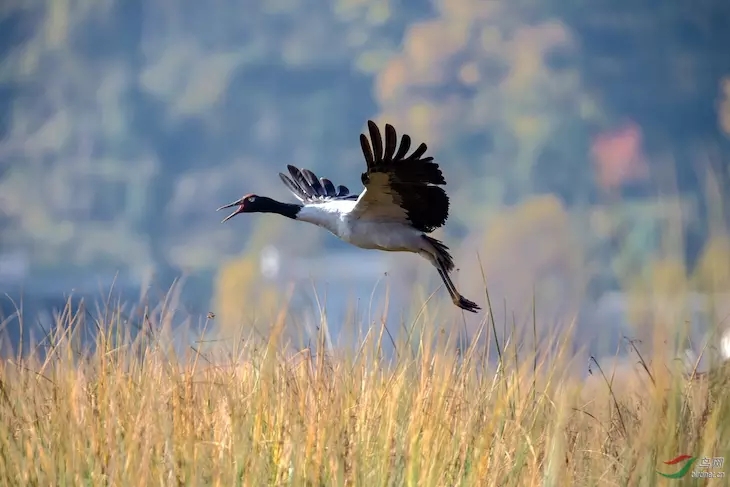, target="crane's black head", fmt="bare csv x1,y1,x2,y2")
217,194,300,222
